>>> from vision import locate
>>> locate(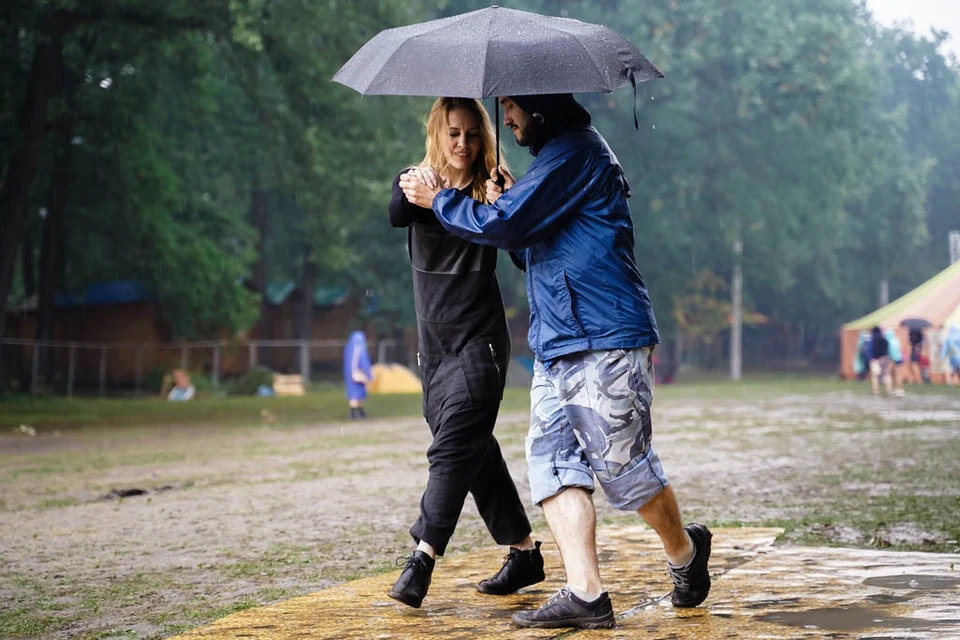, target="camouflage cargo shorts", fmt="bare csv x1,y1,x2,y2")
526,346,669,511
